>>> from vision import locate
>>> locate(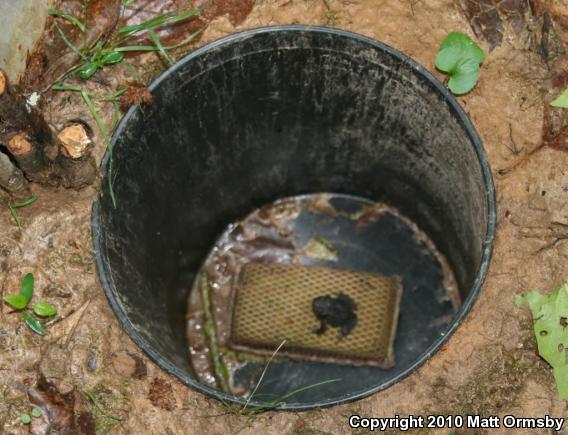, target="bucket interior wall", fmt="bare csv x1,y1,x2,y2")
94,27,492,407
